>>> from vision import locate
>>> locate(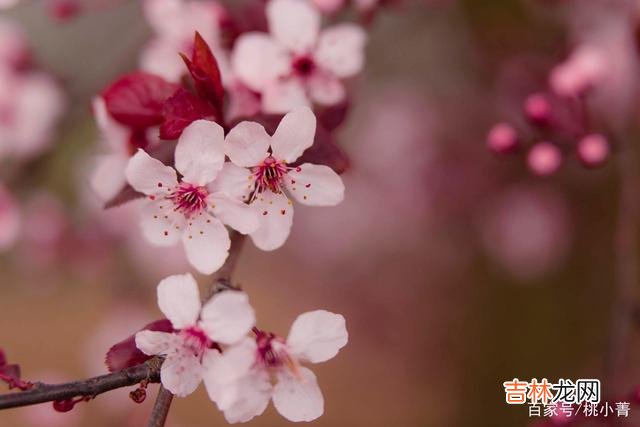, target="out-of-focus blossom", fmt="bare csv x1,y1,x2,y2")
140,0,227,82
232,0,367,113
0,20,28,68
220,107,344,250
125,120,258,274
549,45,606,98
46,0,82,21
577,133,609,168
0,0,18,10
523,93,551,125
487,122,518,154
479,185,571,281
135,273,255,396
205,310,348,423
0,183,20,251
527,142,562,176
